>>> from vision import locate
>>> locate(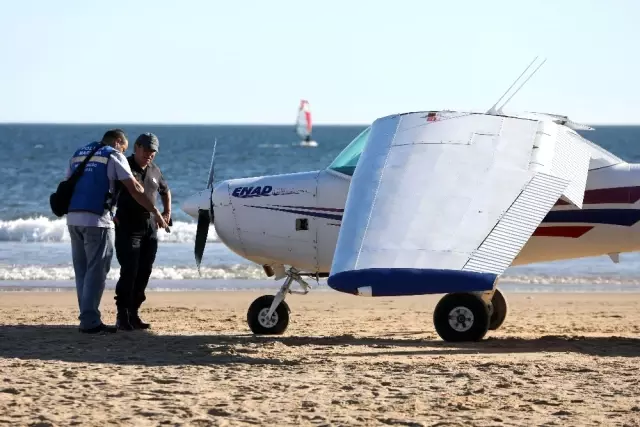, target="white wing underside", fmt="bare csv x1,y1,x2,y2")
330,111,592,284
